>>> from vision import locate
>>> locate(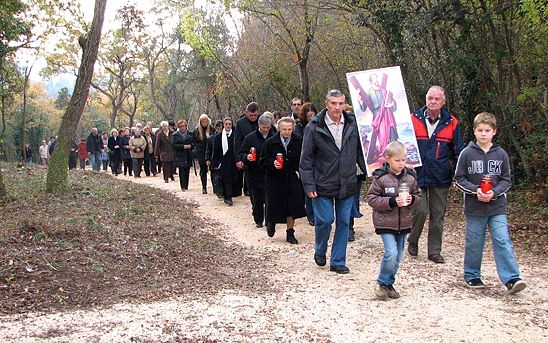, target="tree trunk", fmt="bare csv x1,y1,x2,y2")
298,58,310,102
46,0,107,193
21,67,31,165
0,163,6,197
